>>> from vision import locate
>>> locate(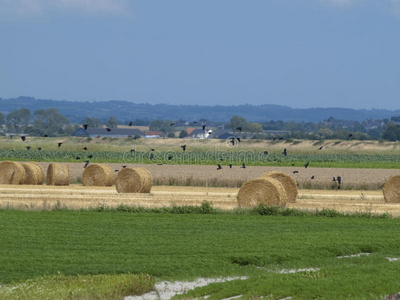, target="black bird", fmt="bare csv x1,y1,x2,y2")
337,176,342,185
84,161,89,168
229,164,232,168
202,125,206,130
311,175,315,179
130,149,135,153
237,138,241,142
319,146,323,150
128,121,133,126
348,134,353,138
150,148,155,151
279,137,284,140
88,154,93,159
282,148,287,156
236,127,242,132
83,147,88,151
273,137,277,141
181,145,186,151
193,121,197,124
263,151,269,155
170,122,175,126
37,147,41,151
305,162,309,168
217,164,222,170
122,165,127,168
76,157,80,160
241,163,246,168
150,153,154,160
21,136,26,141
168,156,173,160
332,177,336,181
43,135,48,137
106,128,111,132
26,146,31,150
293,171,298,174
230,138,235,145
83,124,88,130
219,158,224,161
58,143,62,147
291,164,295,166
115,170,119,172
